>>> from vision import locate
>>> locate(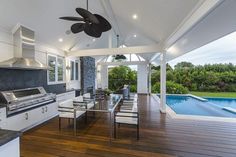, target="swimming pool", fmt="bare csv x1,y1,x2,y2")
166,95,236,118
